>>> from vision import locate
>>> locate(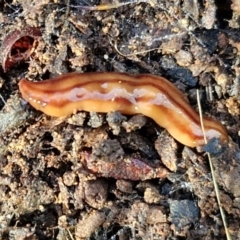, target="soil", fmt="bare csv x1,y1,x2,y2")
0,0,240,239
